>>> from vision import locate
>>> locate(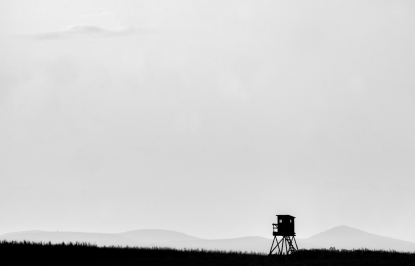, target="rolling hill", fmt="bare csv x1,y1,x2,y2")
1,226,414,253
303,225,415,252
0,230,143,247
118,229,202,243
